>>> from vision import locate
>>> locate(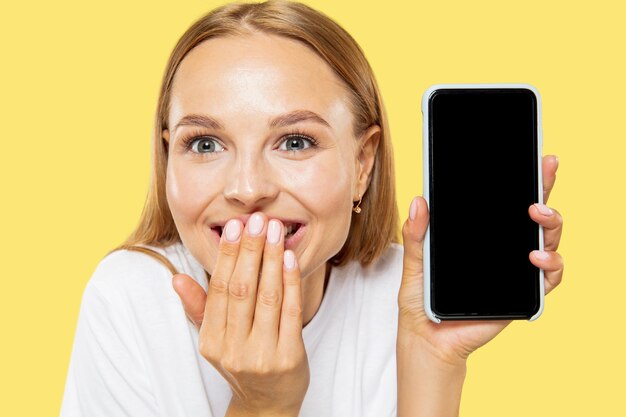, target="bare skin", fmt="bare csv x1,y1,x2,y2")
165,32,565,417
163,33,379,416
174,155,564,417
